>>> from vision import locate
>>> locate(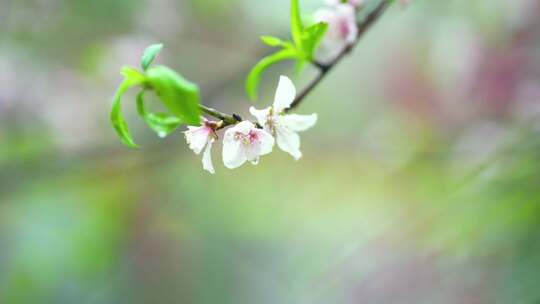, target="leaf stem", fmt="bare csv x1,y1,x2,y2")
287,0,390,112
199,0,390,126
